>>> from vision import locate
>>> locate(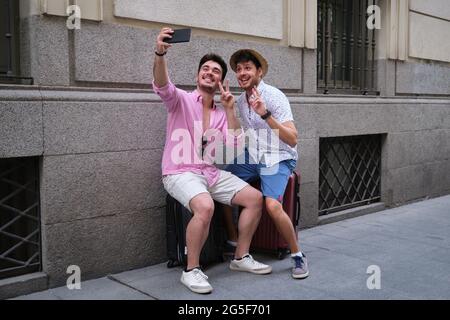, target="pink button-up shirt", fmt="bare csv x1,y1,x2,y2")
153,80,236,187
